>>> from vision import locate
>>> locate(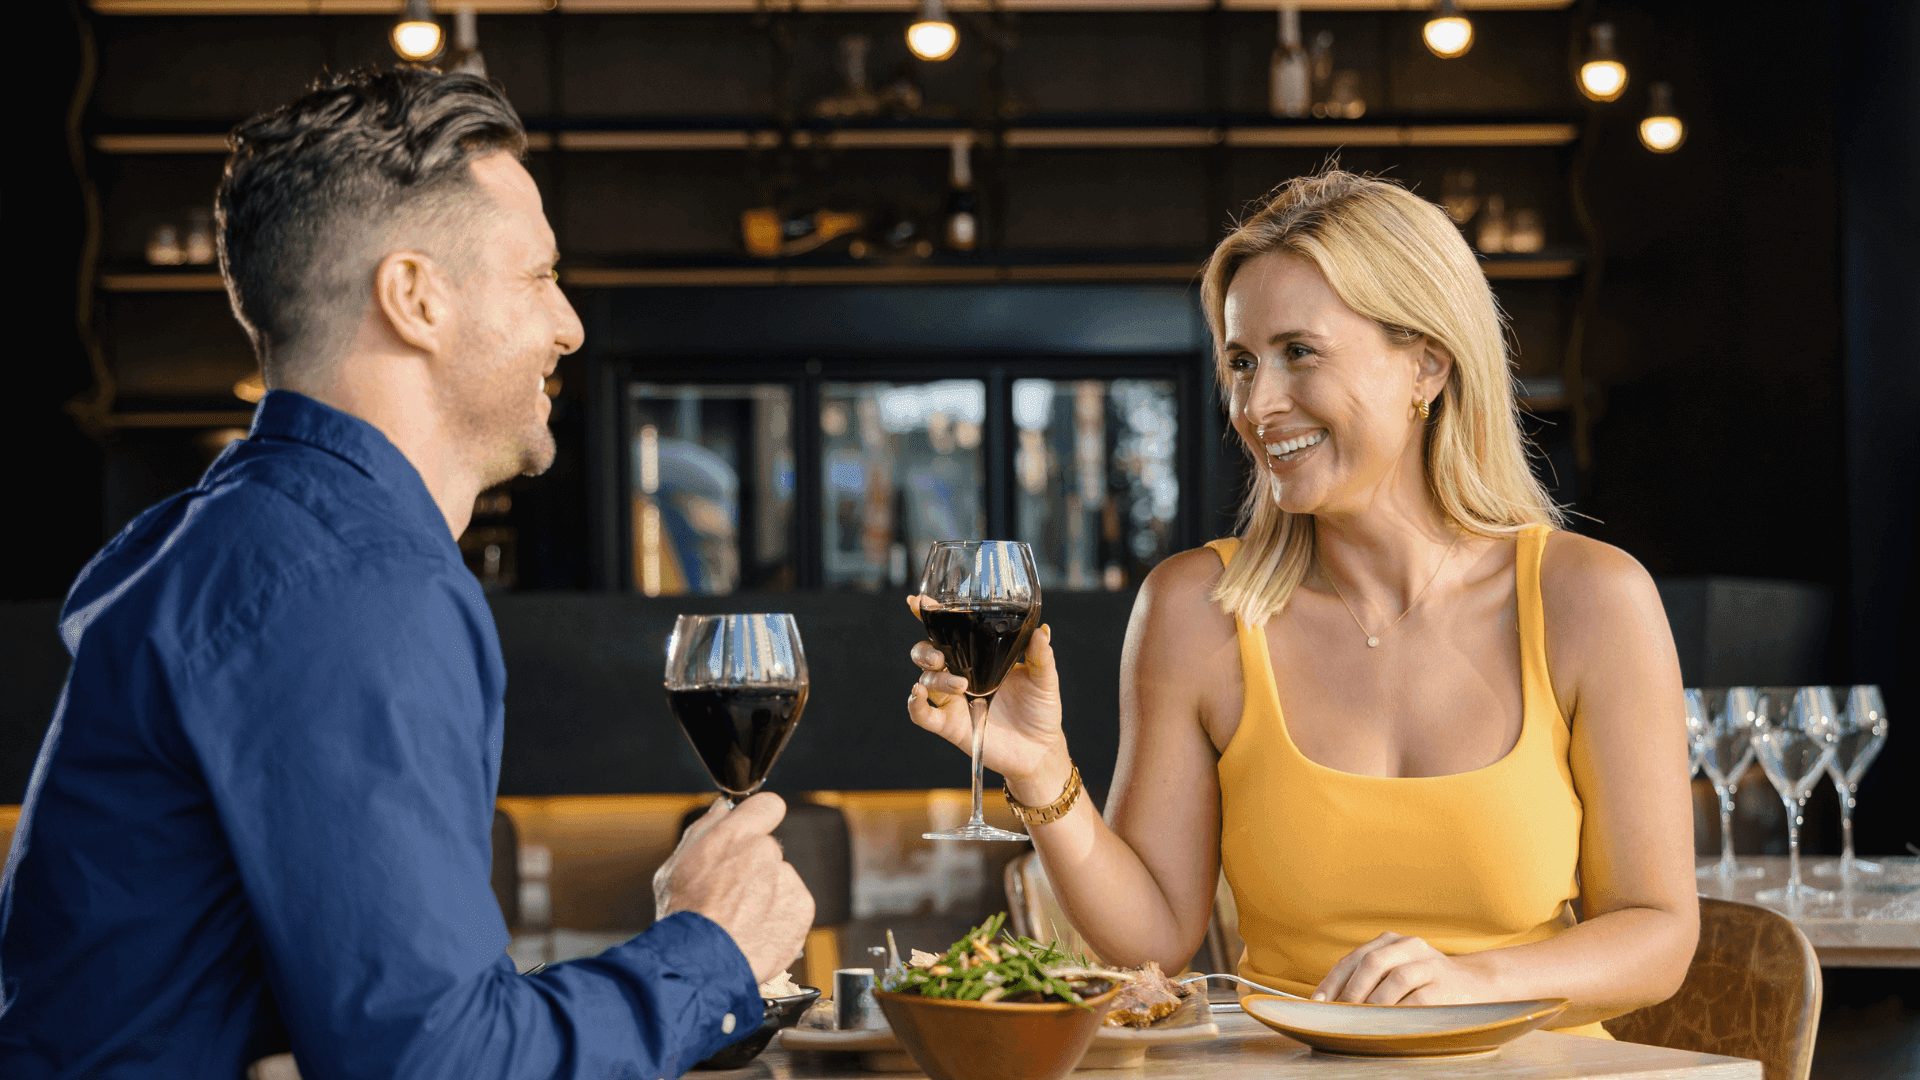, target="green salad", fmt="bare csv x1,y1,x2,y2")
881,913,1130,1006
